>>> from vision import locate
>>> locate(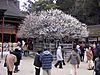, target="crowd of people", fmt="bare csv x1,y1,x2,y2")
69,42,100,75
33,42,100,75
1,41,100,75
